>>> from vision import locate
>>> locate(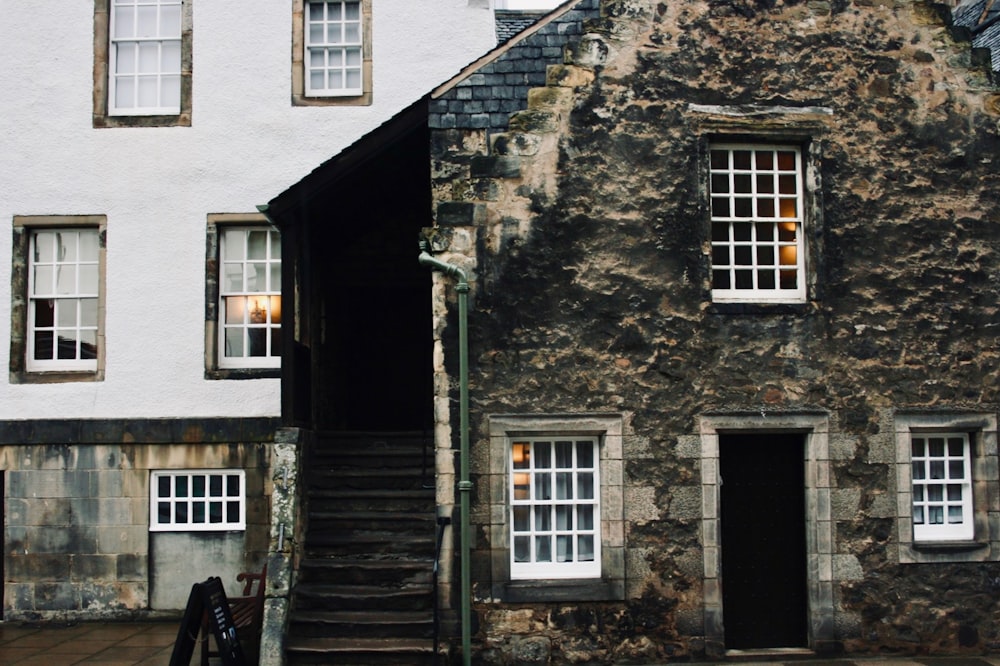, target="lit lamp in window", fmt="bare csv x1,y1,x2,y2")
250,298,267,324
